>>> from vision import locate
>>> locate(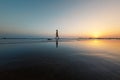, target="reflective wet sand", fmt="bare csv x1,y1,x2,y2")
0,39,120,80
